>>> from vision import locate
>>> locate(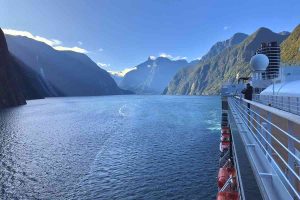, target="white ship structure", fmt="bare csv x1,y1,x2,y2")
217,43,300,200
